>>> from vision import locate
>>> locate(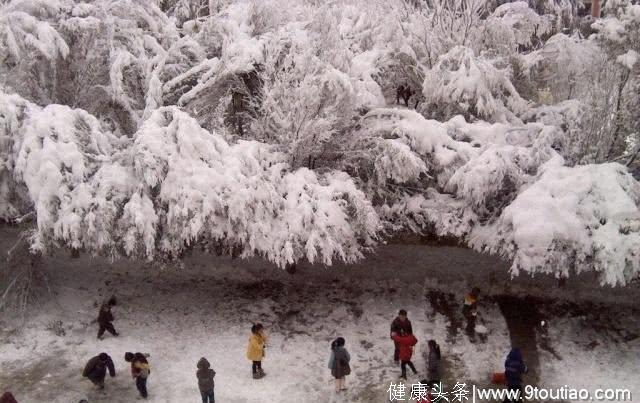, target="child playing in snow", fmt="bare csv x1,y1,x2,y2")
328,337,351,393
246,323,267,379
124,352,151,399
391,329,418,380
97,295,118,340
82,352,116,390
196,357,216,403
